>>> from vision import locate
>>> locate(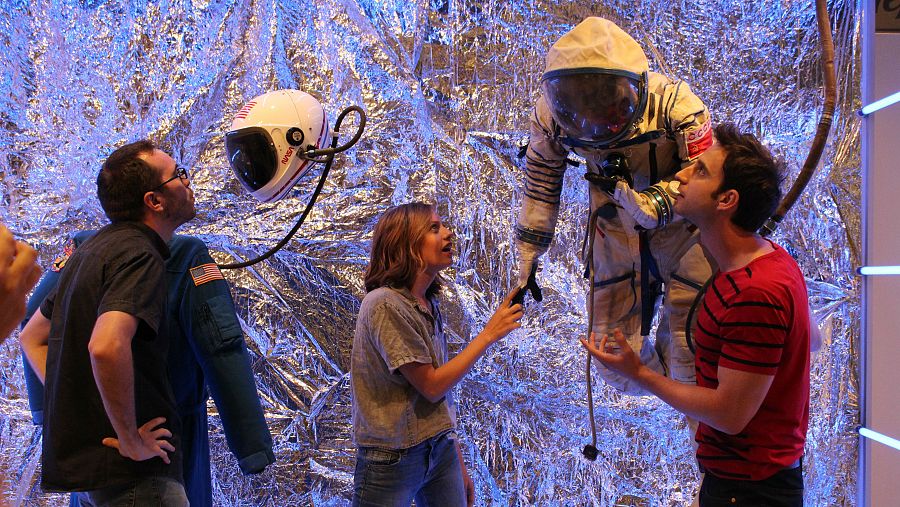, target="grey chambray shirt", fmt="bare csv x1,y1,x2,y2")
351,286,457,449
